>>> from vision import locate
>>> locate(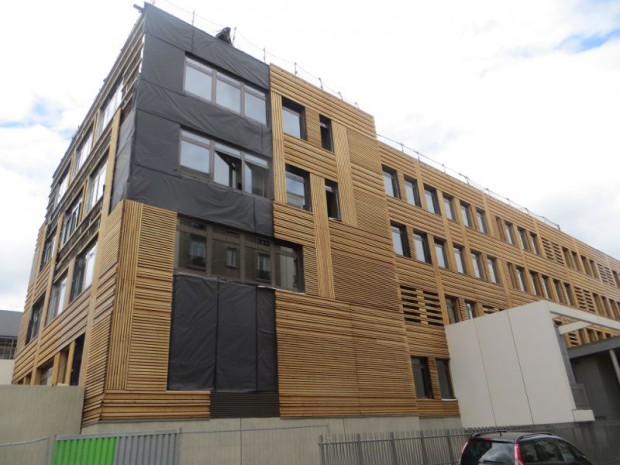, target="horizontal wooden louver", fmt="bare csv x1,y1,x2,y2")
598,264,615,287
541,237,564,265
574,287,595,313
400,286,443,327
